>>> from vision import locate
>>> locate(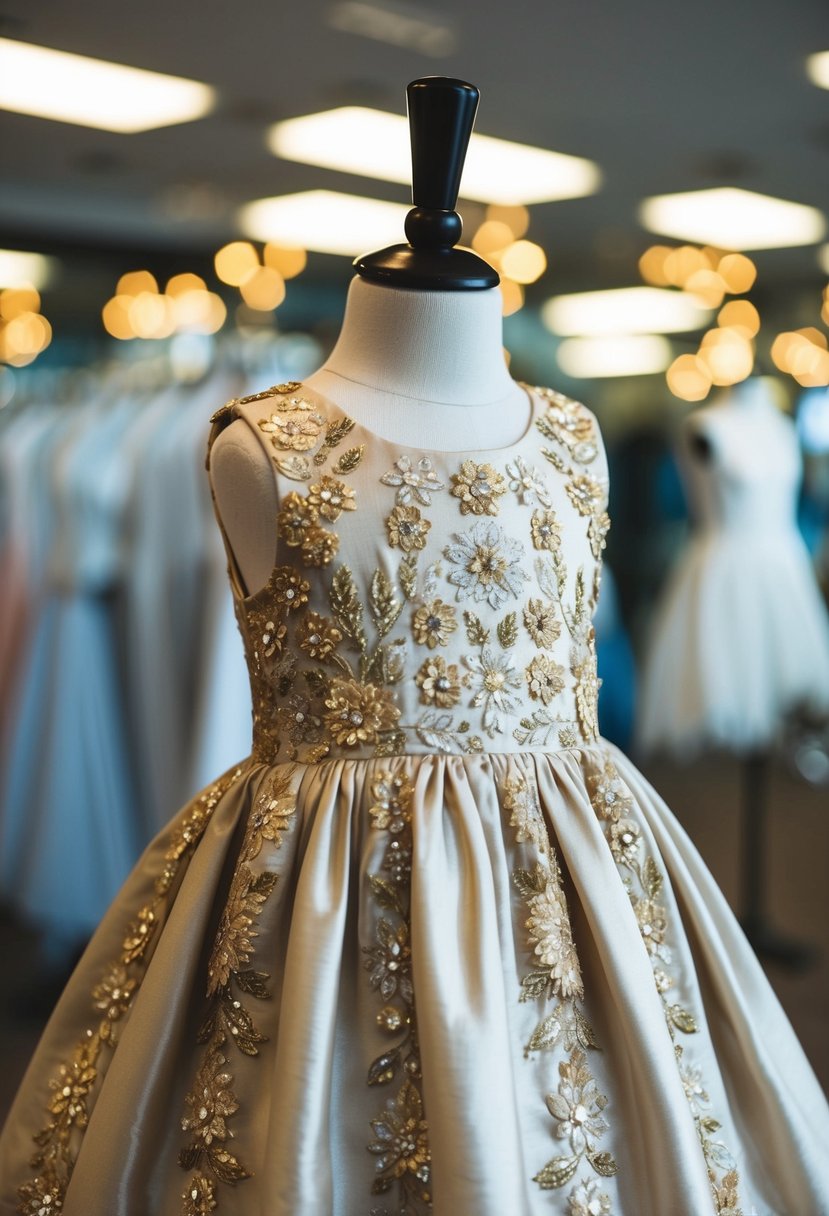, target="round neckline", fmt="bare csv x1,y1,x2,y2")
307,381,539,461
